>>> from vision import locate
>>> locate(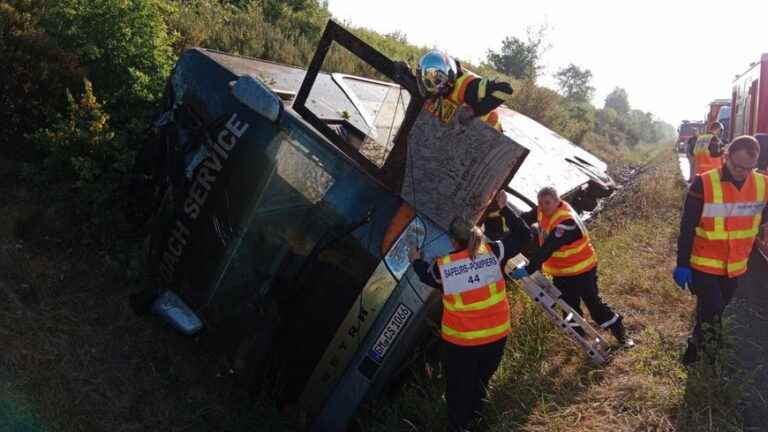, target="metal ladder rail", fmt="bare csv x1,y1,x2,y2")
507,254,609,365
